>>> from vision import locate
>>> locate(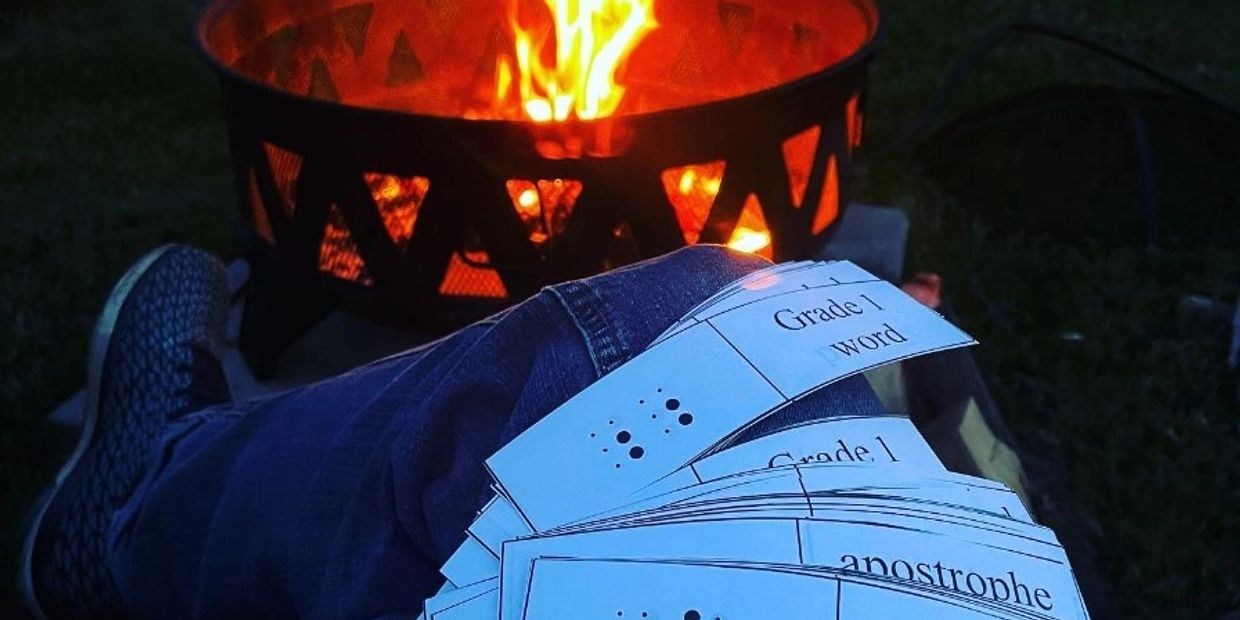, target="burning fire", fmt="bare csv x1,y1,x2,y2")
496,0,658,122
490,0,771,259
